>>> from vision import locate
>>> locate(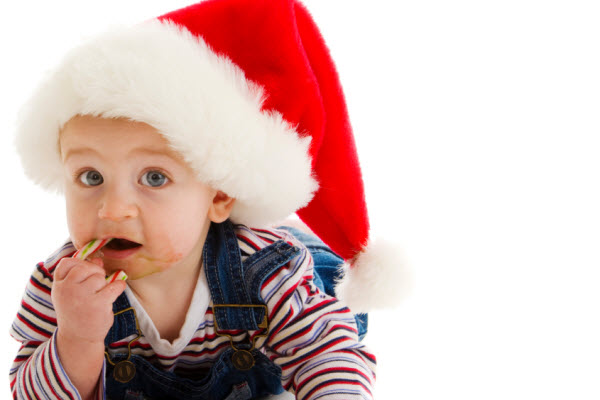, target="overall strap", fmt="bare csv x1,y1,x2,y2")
105,293,139,346
203,221,300,331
